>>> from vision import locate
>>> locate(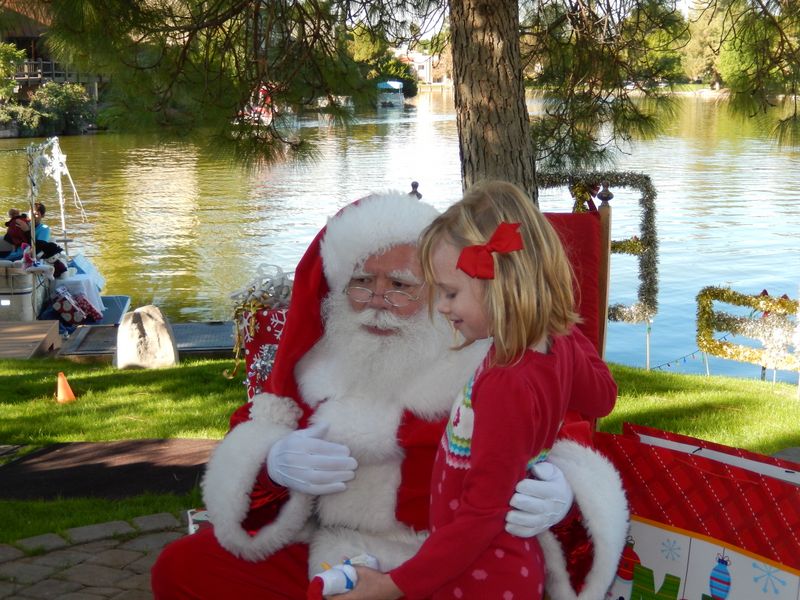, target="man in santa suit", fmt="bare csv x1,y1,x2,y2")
152,192,628,599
